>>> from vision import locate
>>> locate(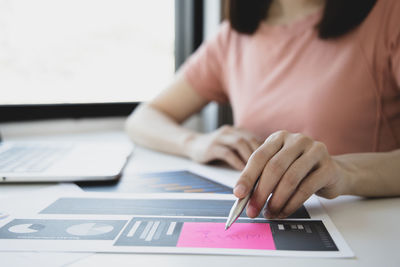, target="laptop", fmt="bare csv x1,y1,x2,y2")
0,140,133,183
